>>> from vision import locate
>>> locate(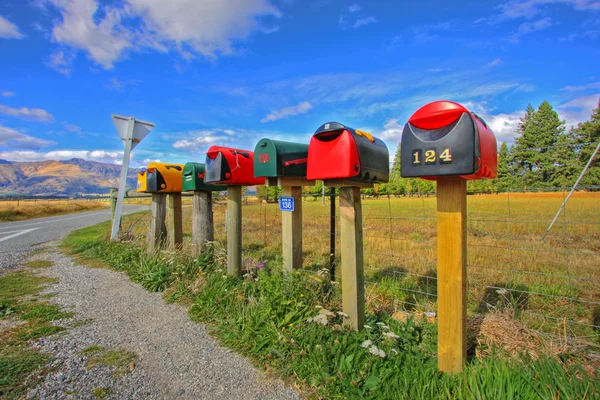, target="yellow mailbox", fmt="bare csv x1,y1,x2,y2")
146,162,184,193
136,170,147,193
